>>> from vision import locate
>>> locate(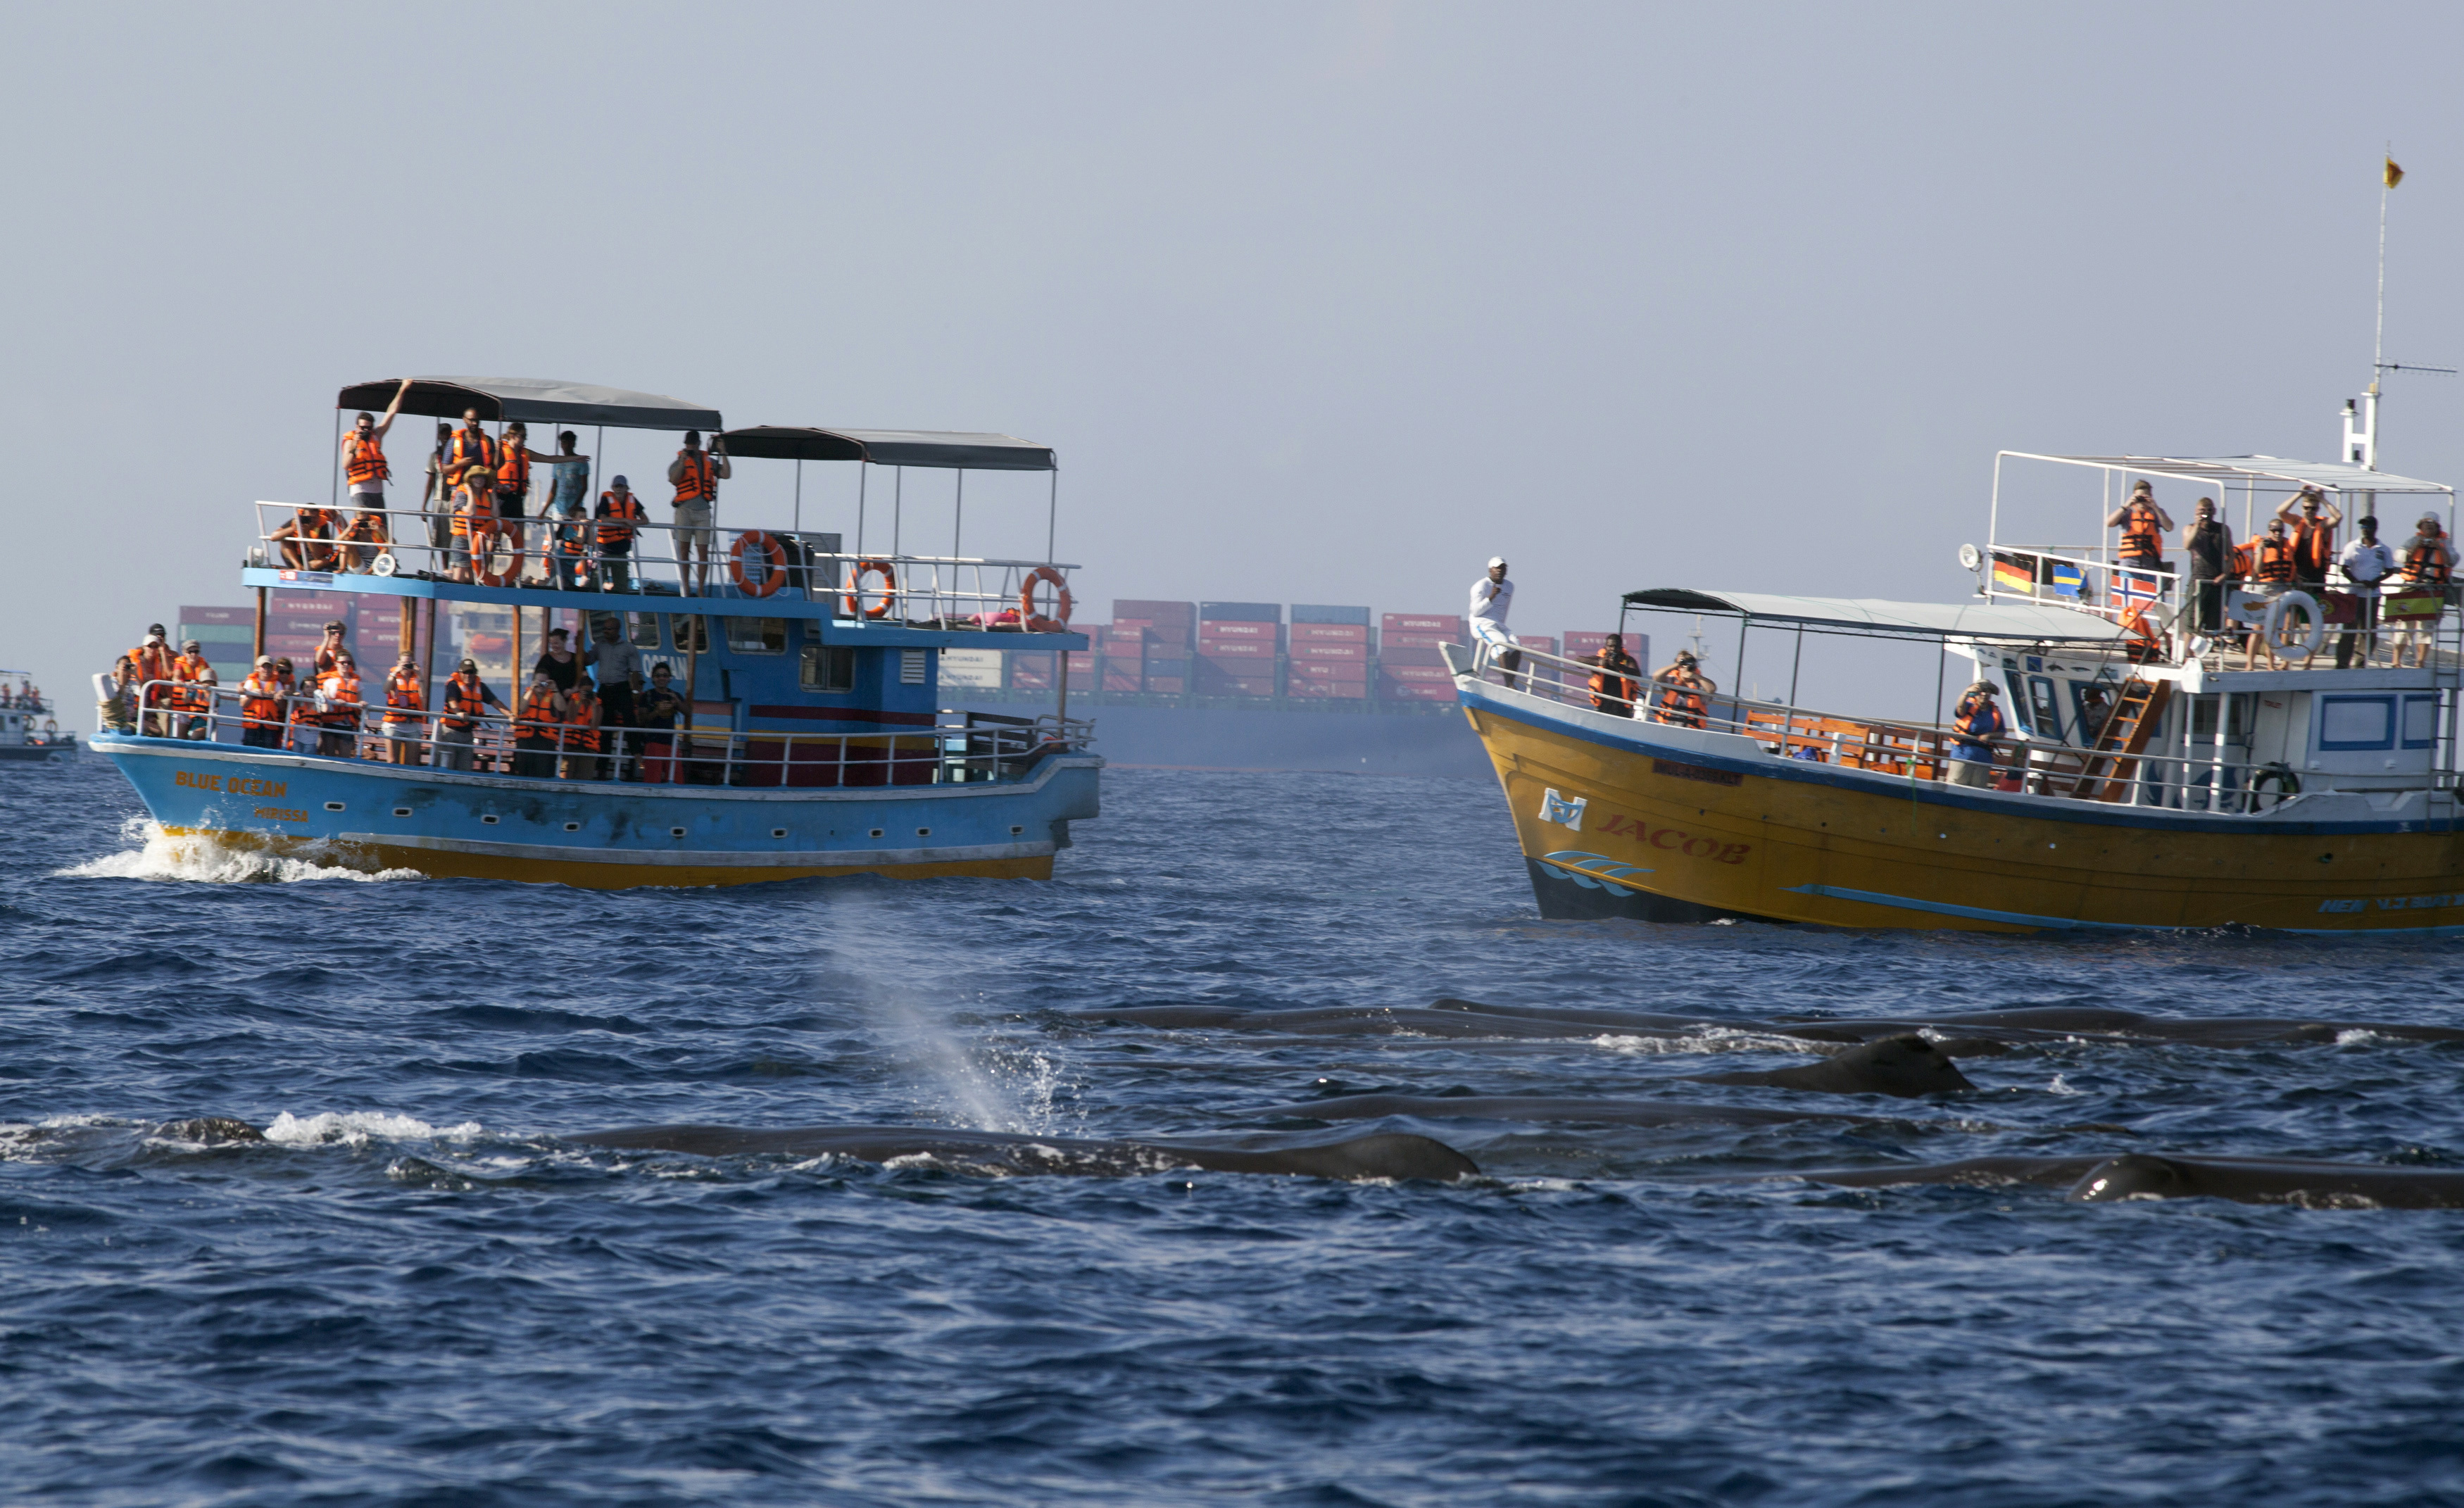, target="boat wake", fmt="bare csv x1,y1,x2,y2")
54,816,425,885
